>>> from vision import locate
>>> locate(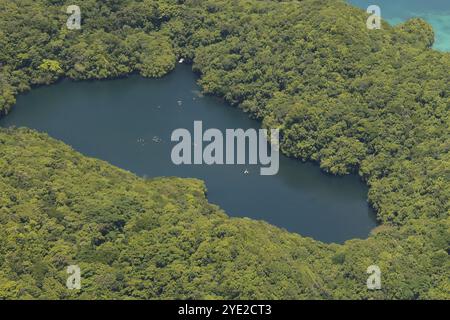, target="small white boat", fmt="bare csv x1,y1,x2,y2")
179,58,185,63
152,136,162,143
